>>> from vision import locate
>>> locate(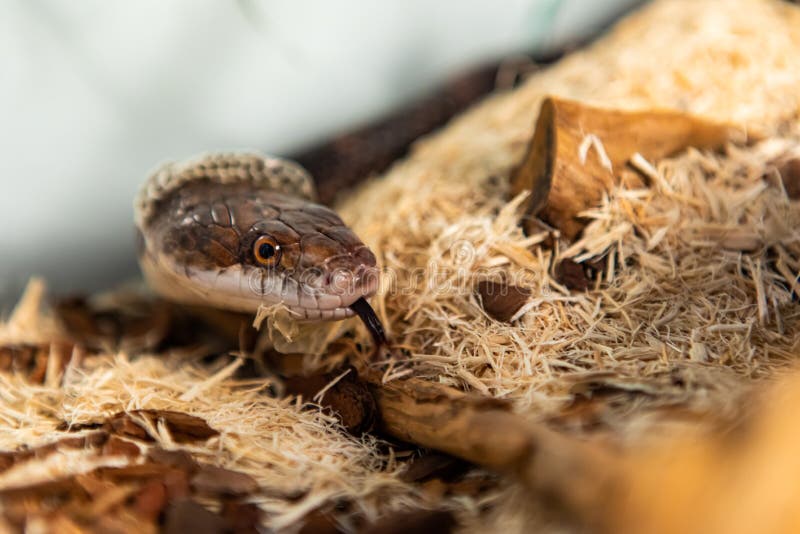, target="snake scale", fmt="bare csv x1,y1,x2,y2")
134,152,385,346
